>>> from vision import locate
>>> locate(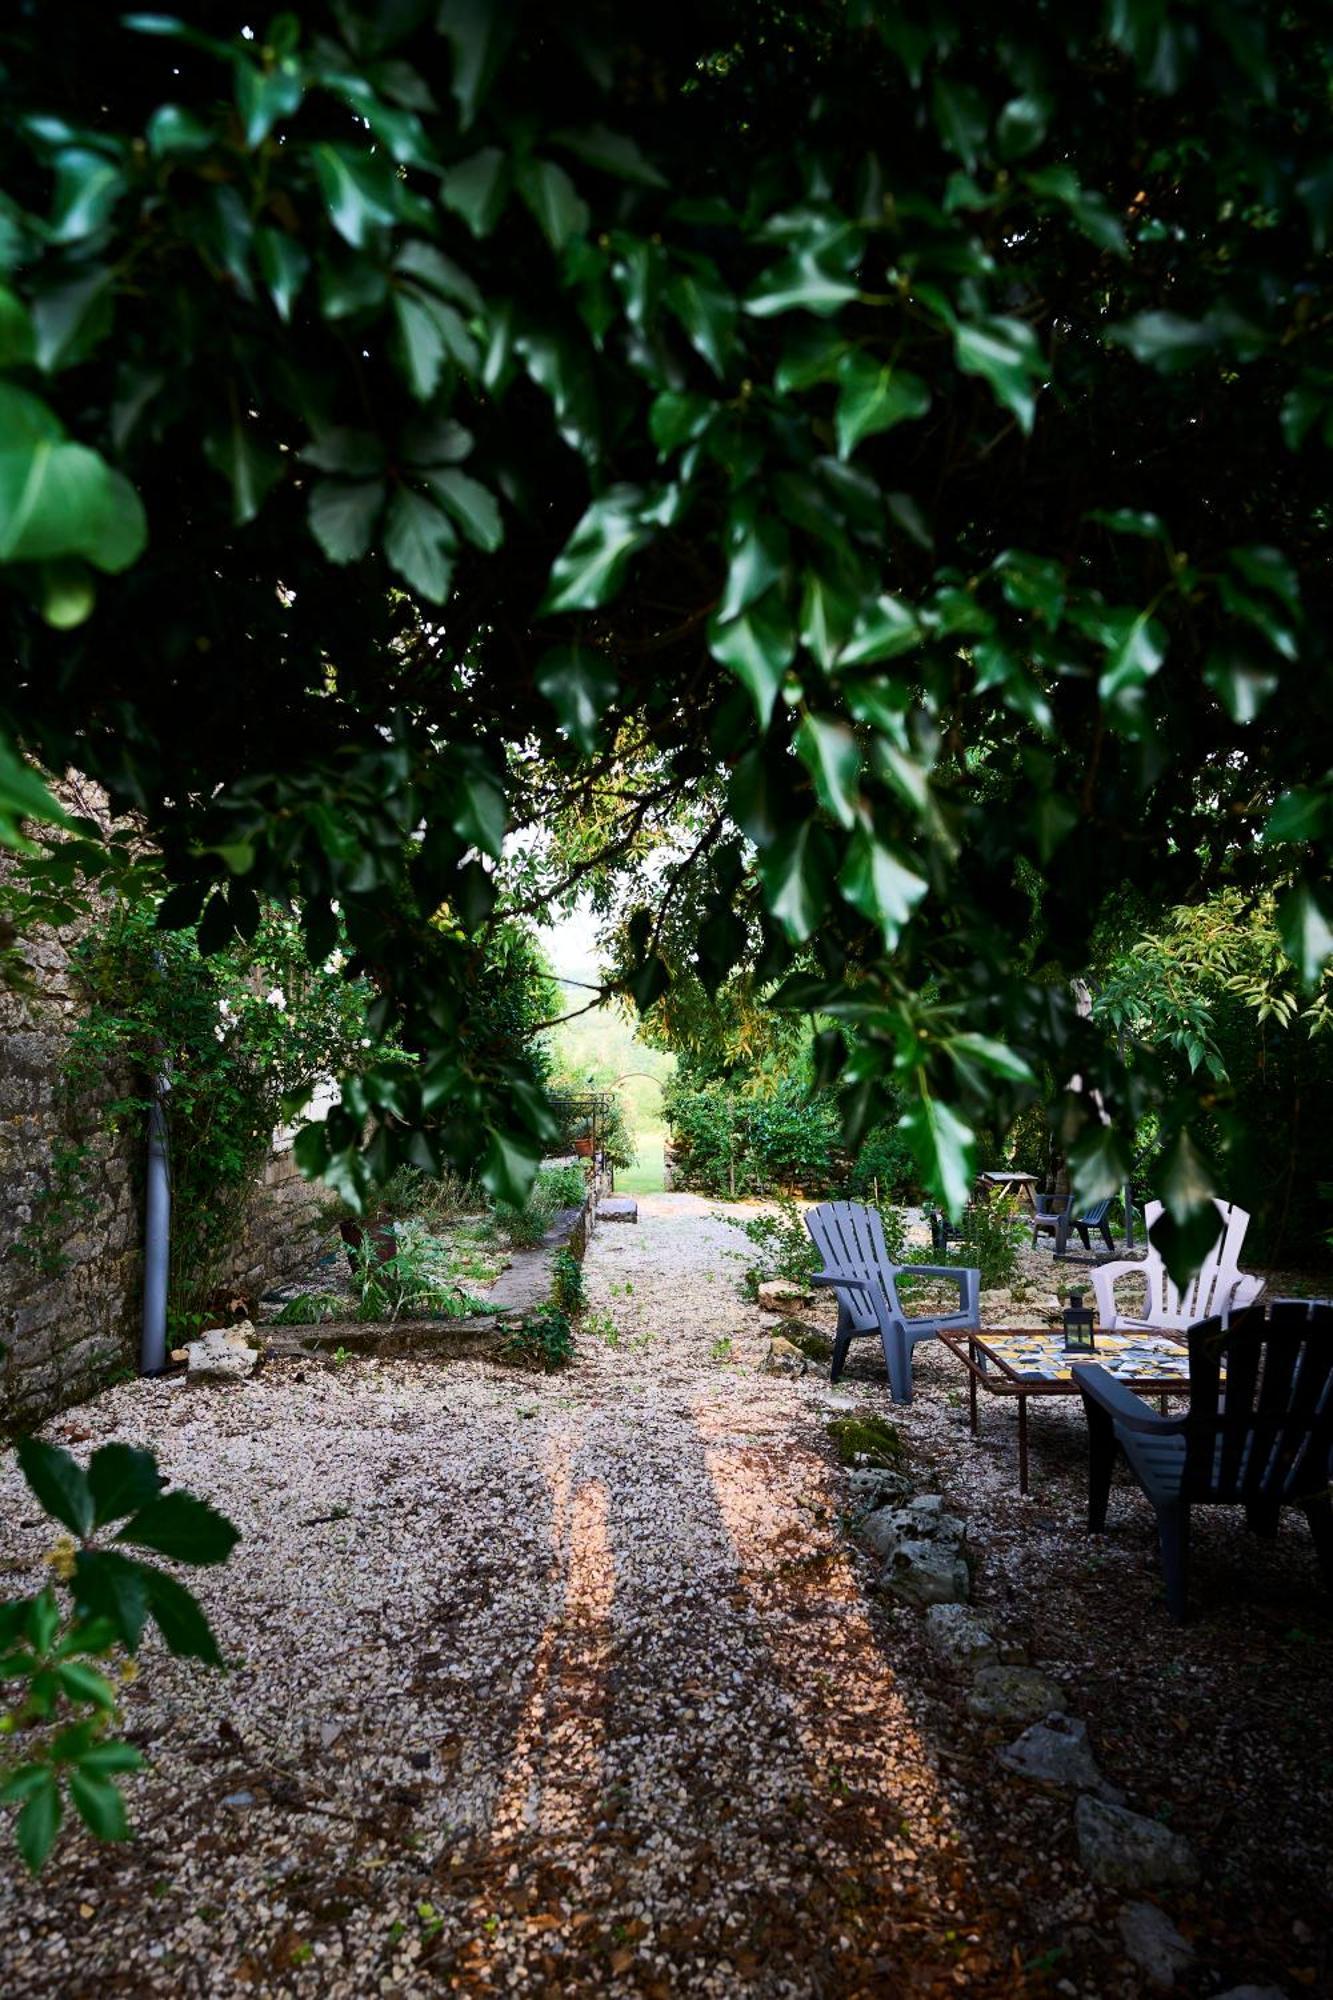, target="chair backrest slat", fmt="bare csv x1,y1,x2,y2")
1138,1199,1255,1329
1183,1302,1333,1503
